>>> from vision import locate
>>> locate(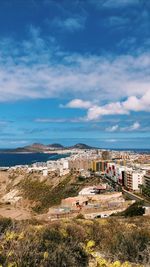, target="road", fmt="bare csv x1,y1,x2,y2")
122,189,150,206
